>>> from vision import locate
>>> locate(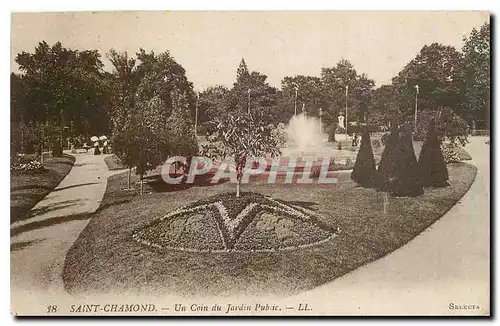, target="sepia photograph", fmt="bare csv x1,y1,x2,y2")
9,10,490,316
